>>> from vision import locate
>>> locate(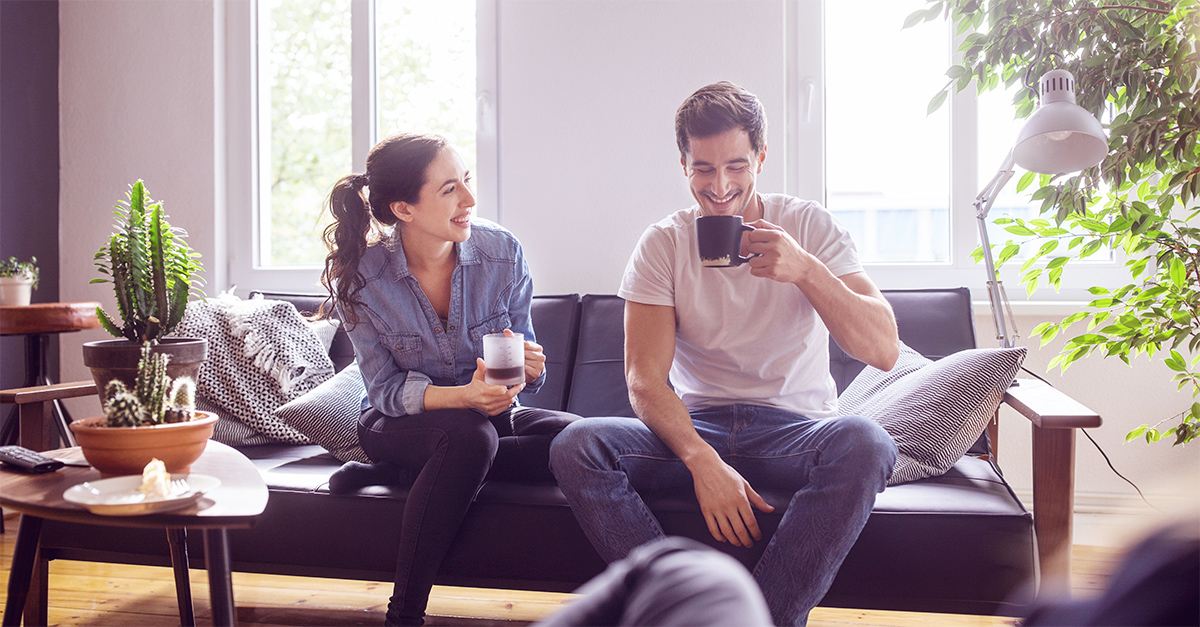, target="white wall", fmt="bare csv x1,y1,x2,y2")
497,0,787,295
57,0,1198,522
58,0,216,418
